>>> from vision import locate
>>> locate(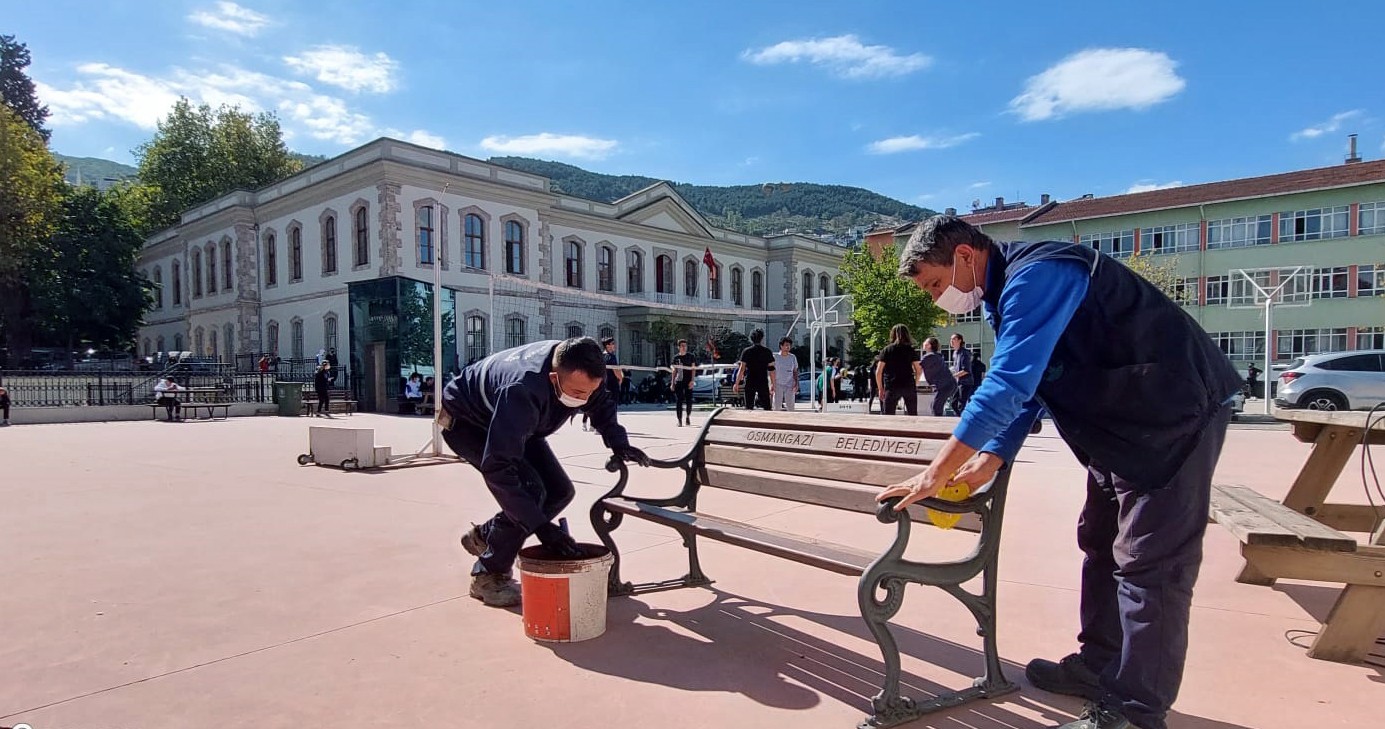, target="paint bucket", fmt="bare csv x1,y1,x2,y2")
516,544,614,643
